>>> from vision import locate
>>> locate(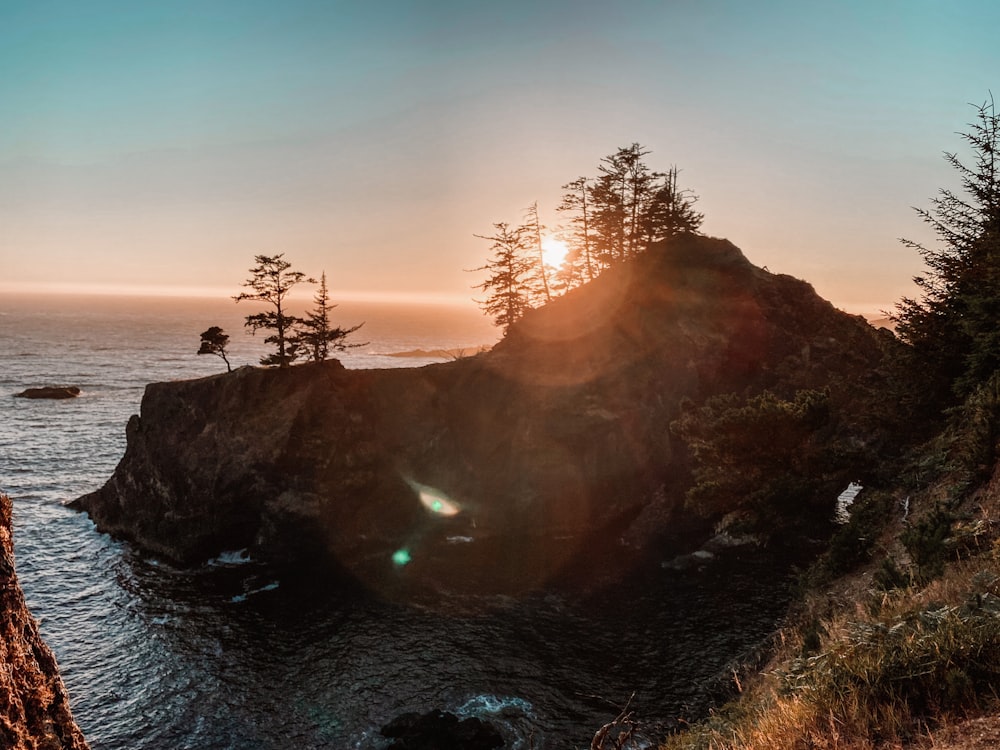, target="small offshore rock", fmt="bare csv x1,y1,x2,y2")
381,709,504,750
15,386,81,399
662,549,715,571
